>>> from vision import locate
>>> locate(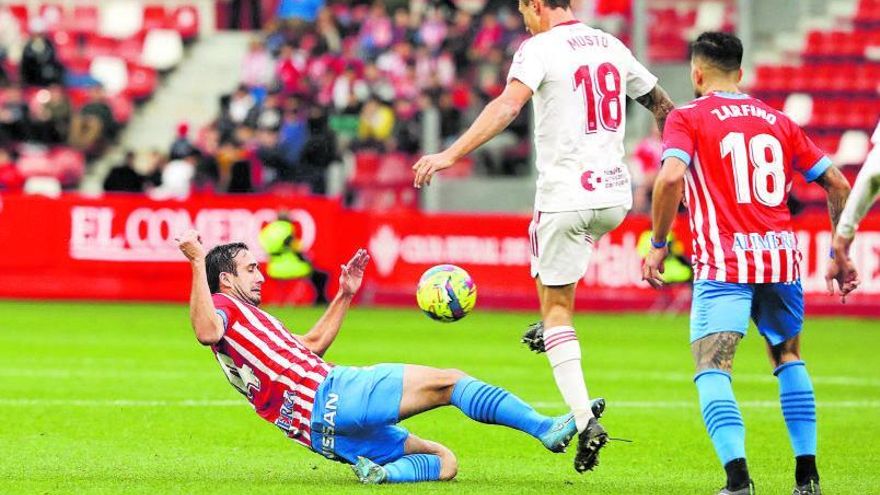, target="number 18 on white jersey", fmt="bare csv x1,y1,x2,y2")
507,21,658,213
